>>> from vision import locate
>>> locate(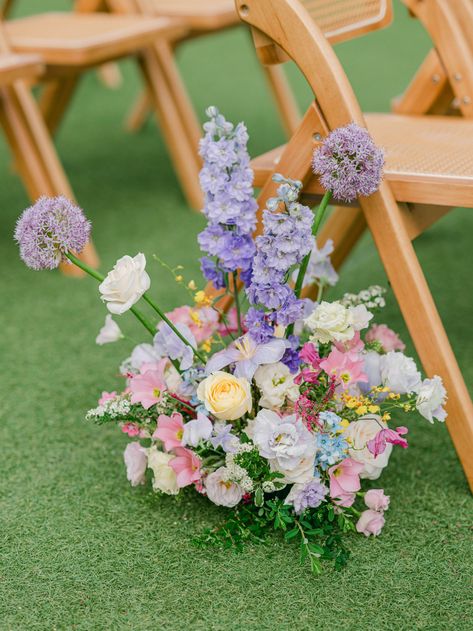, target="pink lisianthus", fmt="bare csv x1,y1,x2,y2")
166,305,220,344
367,426,408,457
170,447,201,487
98,391,117,406
334,331,364,354
328,458,364,506
129,360,167,409
320,348,368,390
364,489,390,512
356,509,385,536
153,412,184,451
121,422,140,437
365,324,405,352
